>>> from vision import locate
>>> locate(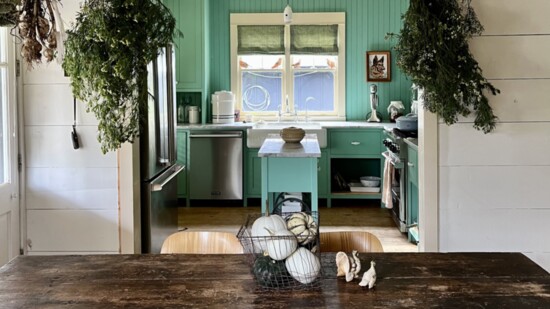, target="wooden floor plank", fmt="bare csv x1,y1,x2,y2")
178,204,417,252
